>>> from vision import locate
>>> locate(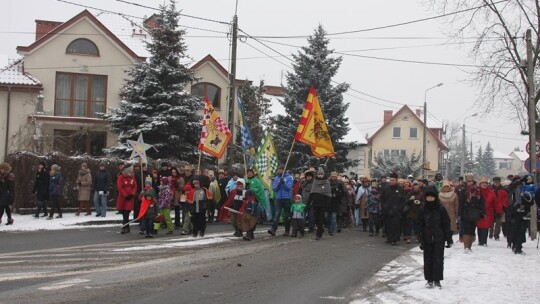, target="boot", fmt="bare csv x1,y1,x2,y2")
243,232,251,241
267,228,276,236
249,230,255,240
233,228,242,237
76,204,82,216
6,218,14,225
